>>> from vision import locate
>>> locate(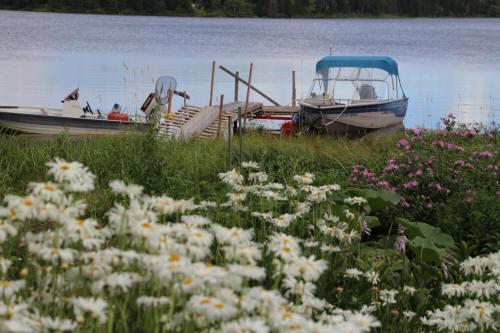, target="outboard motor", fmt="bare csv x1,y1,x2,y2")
140,93,159,118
